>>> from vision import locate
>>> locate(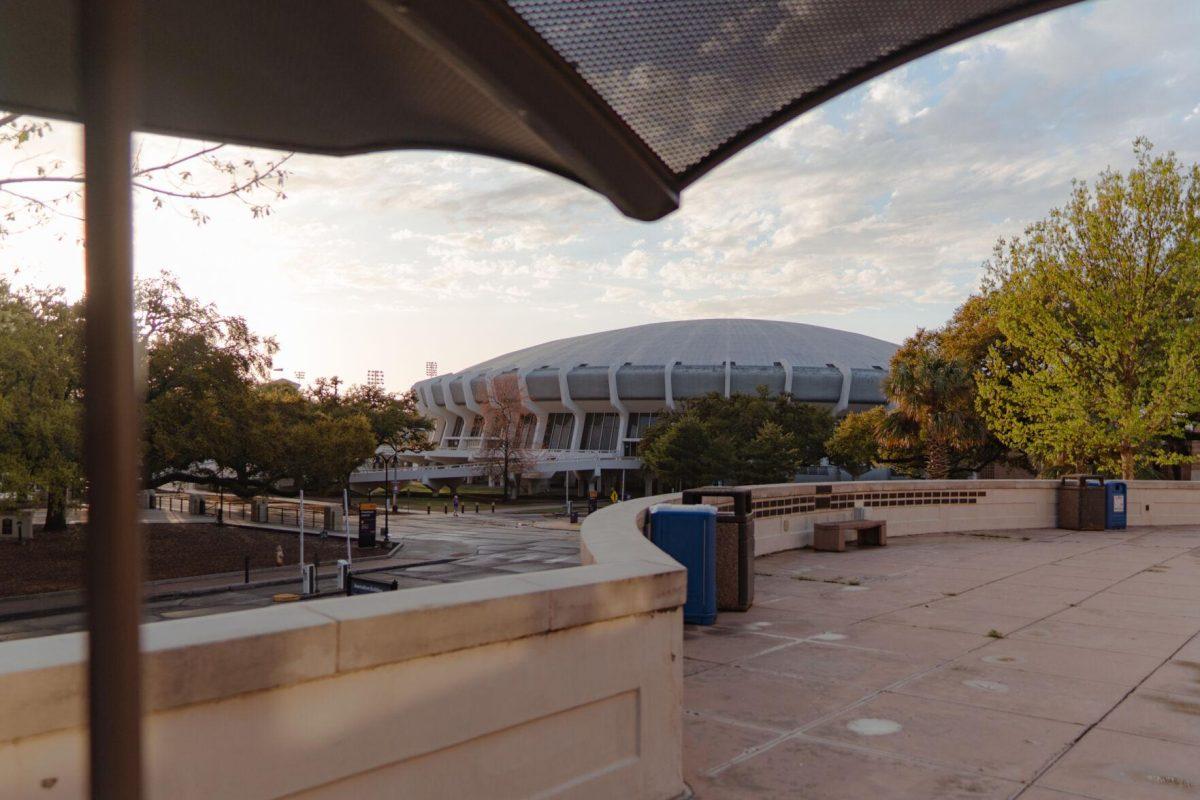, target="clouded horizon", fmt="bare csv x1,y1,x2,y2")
2,0,1198,391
